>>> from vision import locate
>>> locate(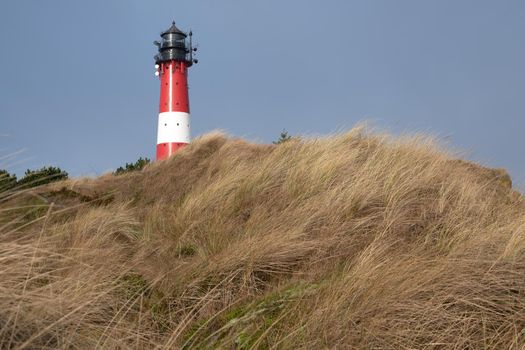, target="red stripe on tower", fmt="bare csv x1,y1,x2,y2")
154,21,197,161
